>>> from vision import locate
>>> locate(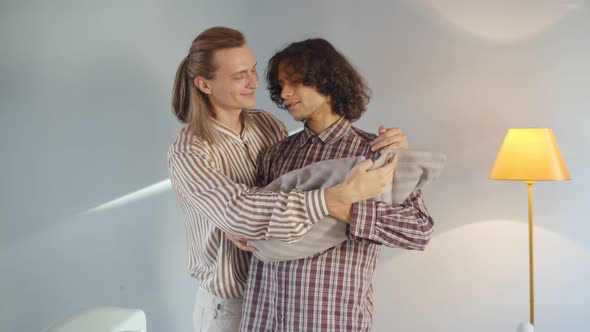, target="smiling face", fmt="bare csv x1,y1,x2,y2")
277,61,331,122
202,45,259,114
